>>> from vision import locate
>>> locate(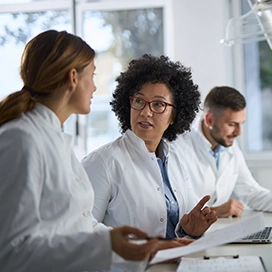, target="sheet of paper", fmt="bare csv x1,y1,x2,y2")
150,212,265,265
177,256,265,272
